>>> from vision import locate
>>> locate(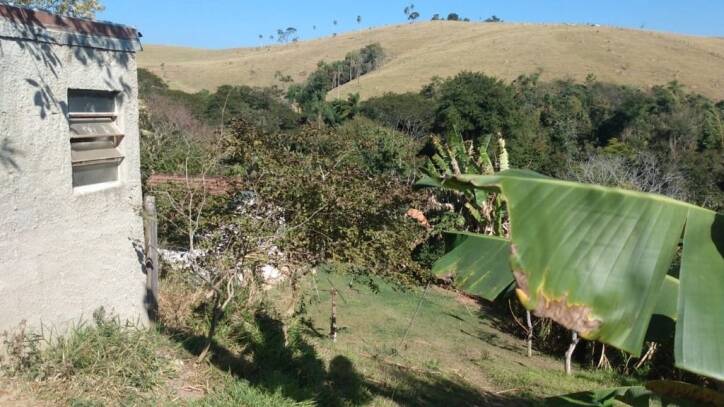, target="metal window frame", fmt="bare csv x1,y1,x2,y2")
67,91,124,184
